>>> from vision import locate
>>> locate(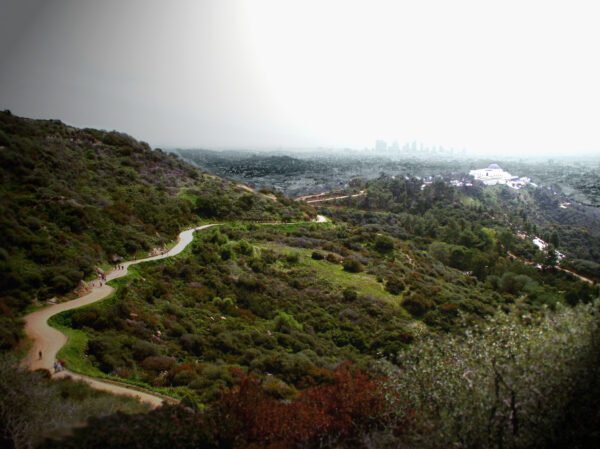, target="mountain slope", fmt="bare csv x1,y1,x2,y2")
0,111,313,349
